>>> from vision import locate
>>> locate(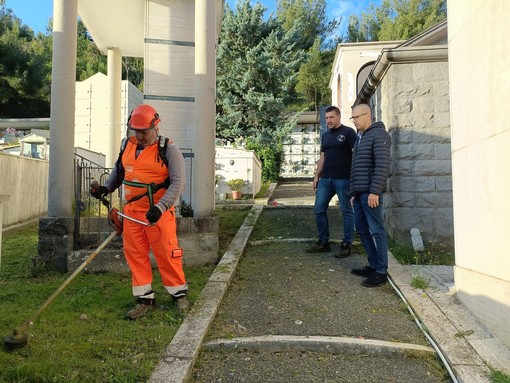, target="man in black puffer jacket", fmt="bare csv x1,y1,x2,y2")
349,104,391,287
